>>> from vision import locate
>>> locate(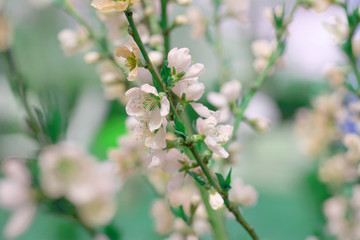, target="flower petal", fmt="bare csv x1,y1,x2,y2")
149,107,162,132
